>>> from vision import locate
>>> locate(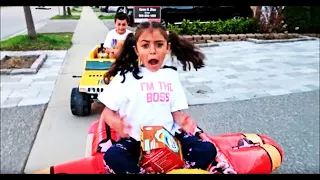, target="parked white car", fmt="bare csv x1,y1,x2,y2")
108,6,121,12
100,6,133,13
